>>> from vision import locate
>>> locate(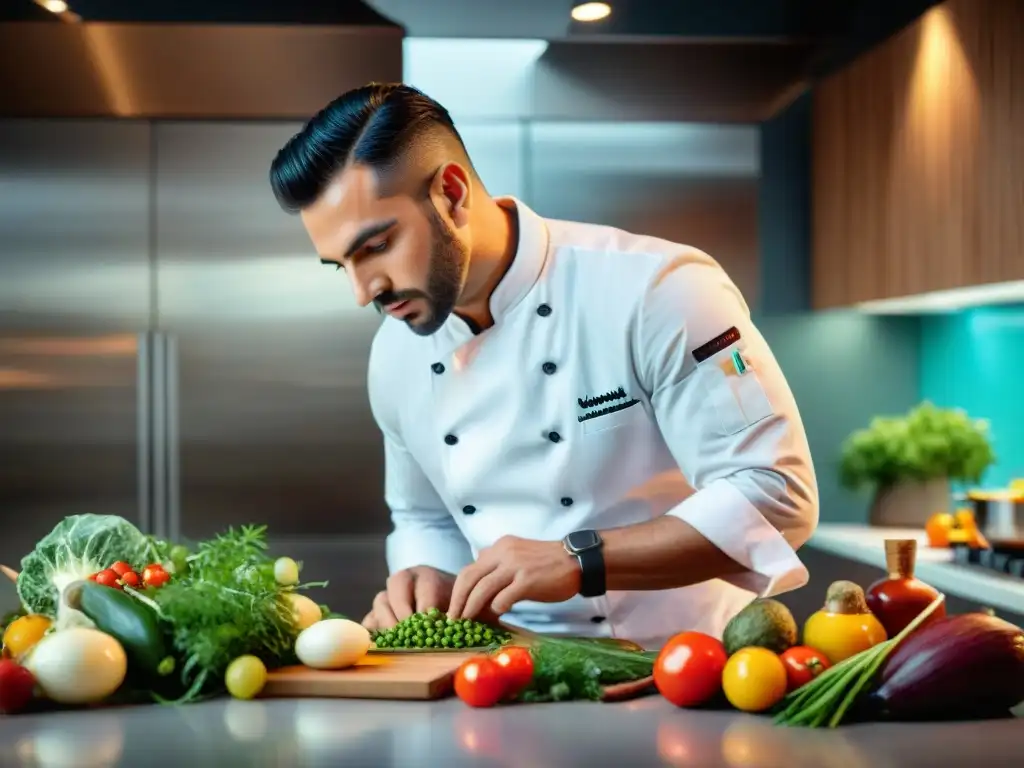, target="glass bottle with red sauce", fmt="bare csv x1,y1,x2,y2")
865,539,946,637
